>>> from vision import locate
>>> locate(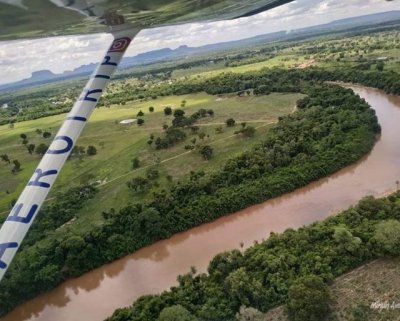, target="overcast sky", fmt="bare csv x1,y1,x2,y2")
0,0,399,85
